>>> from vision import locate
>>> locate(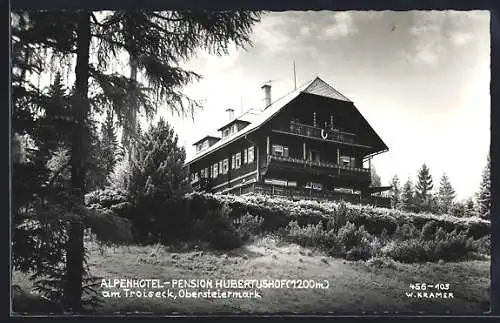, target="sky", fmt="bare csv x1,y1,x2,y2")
14,10,489,201
155,10,490,201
